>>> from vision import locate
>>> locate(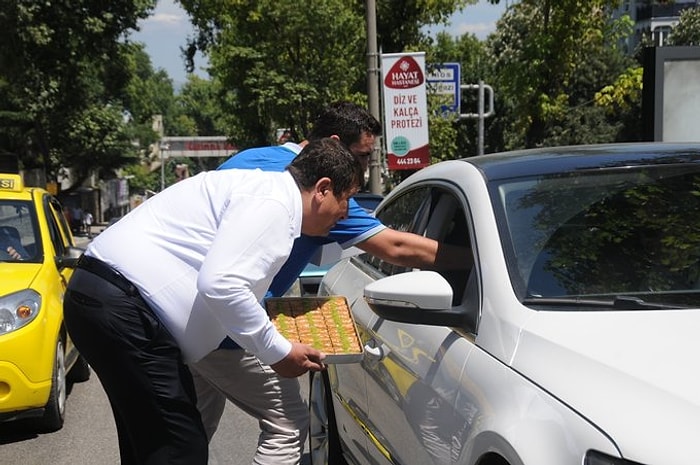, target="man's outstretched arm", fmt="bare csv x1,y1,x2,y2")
357,228,472,271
